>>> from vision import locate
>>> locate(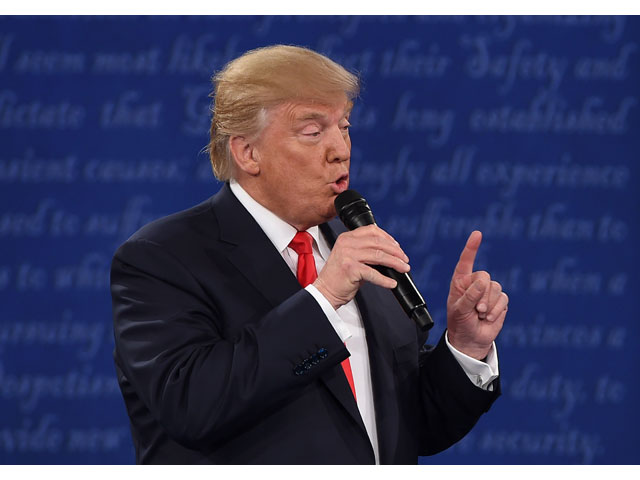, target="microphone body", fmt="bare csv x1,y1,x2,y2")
335,190,434,332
